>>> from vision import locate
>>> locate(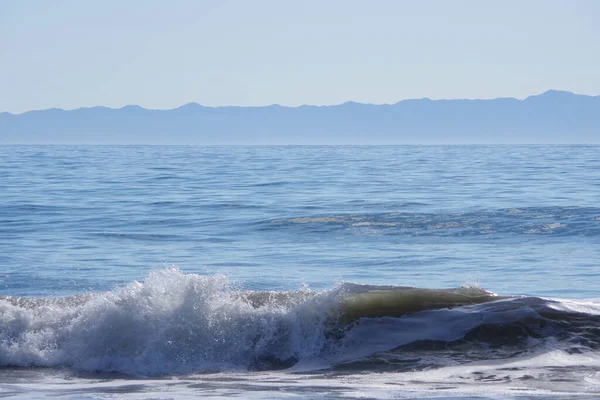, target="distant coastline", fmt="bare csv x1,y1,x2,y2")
2,90,599,144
